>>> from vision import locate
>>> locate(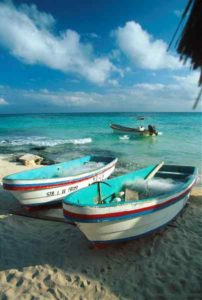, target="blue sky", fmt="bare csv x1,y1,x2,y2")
0,0,201,113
